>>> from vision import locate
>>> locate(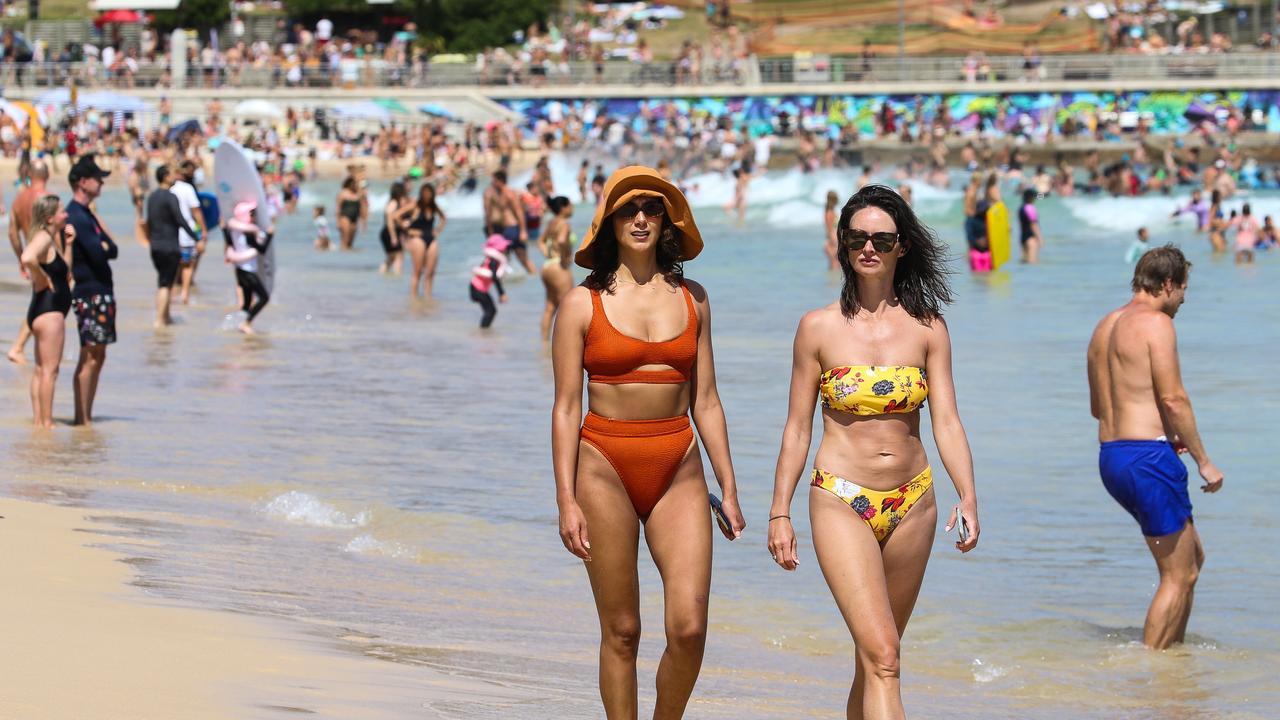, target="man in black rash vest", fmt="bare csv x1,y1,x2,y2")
65,153,118,426
143,165,198,327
